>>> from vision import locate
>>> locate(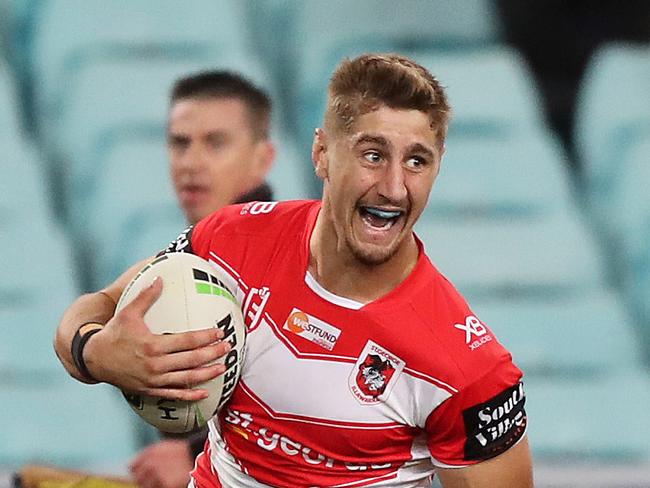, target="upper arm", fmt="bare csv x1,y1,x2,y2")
437,435,533,488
